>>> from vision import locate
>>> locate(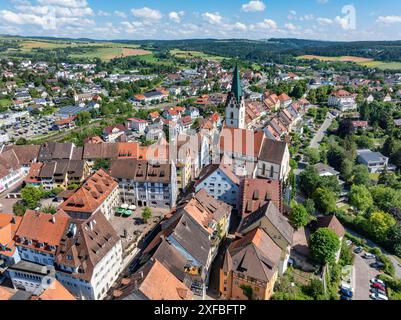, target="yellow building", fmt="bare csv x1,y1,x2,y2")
220,228,281,300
